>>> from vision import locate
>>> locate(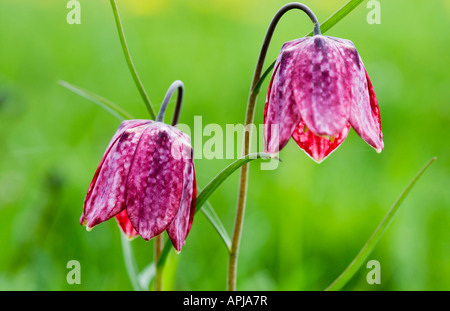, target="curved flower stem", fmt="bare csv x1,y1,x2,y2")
156,80,185,125
228,3,320,291
251,0,367,96
110,0,156,119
